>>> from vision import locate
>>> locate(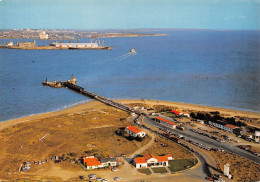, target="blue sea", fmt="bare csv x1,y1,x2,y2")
0,30,259,122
